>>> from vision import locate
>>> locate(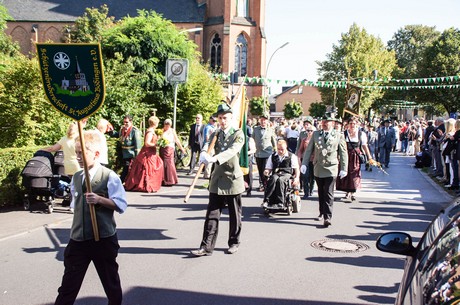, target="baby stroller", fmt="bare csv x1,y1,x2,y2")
262,176,301,216
21,151,71,213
